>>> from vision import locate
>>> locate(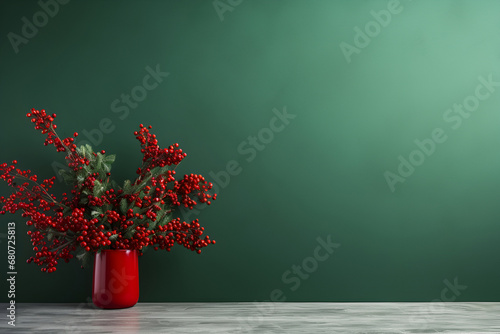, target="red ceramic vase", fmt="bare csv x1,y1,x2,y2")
92,249,139,309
